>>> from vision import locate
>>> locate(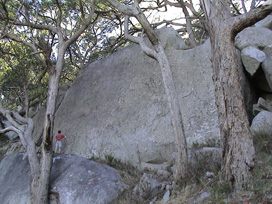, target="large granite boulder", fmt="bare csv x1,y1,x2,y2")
47,34,220,170
0,152,127,204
